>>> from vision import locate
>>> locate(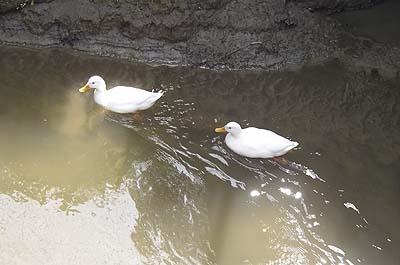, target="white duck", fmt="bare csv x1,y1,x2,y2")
79,75,164,114
215,122,298,158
